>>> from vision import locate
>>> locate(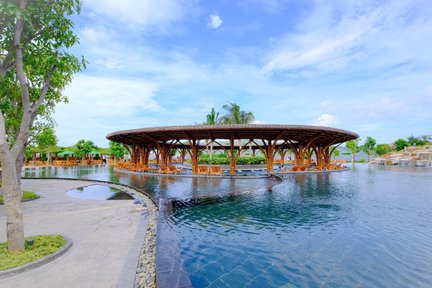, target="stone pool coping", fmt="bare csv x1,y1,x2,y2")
0,235,73,279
